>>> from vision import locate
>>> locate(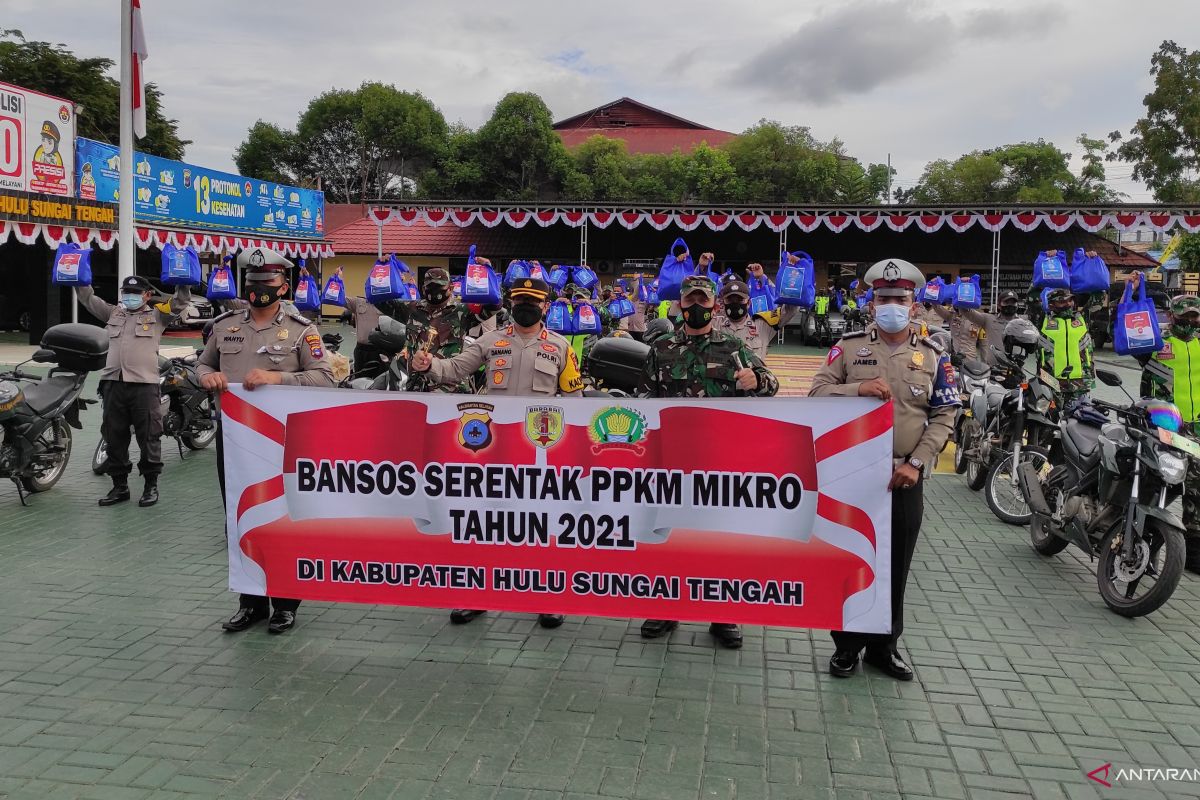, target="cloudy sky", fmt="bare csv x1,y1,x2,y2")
9,0,1193,201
